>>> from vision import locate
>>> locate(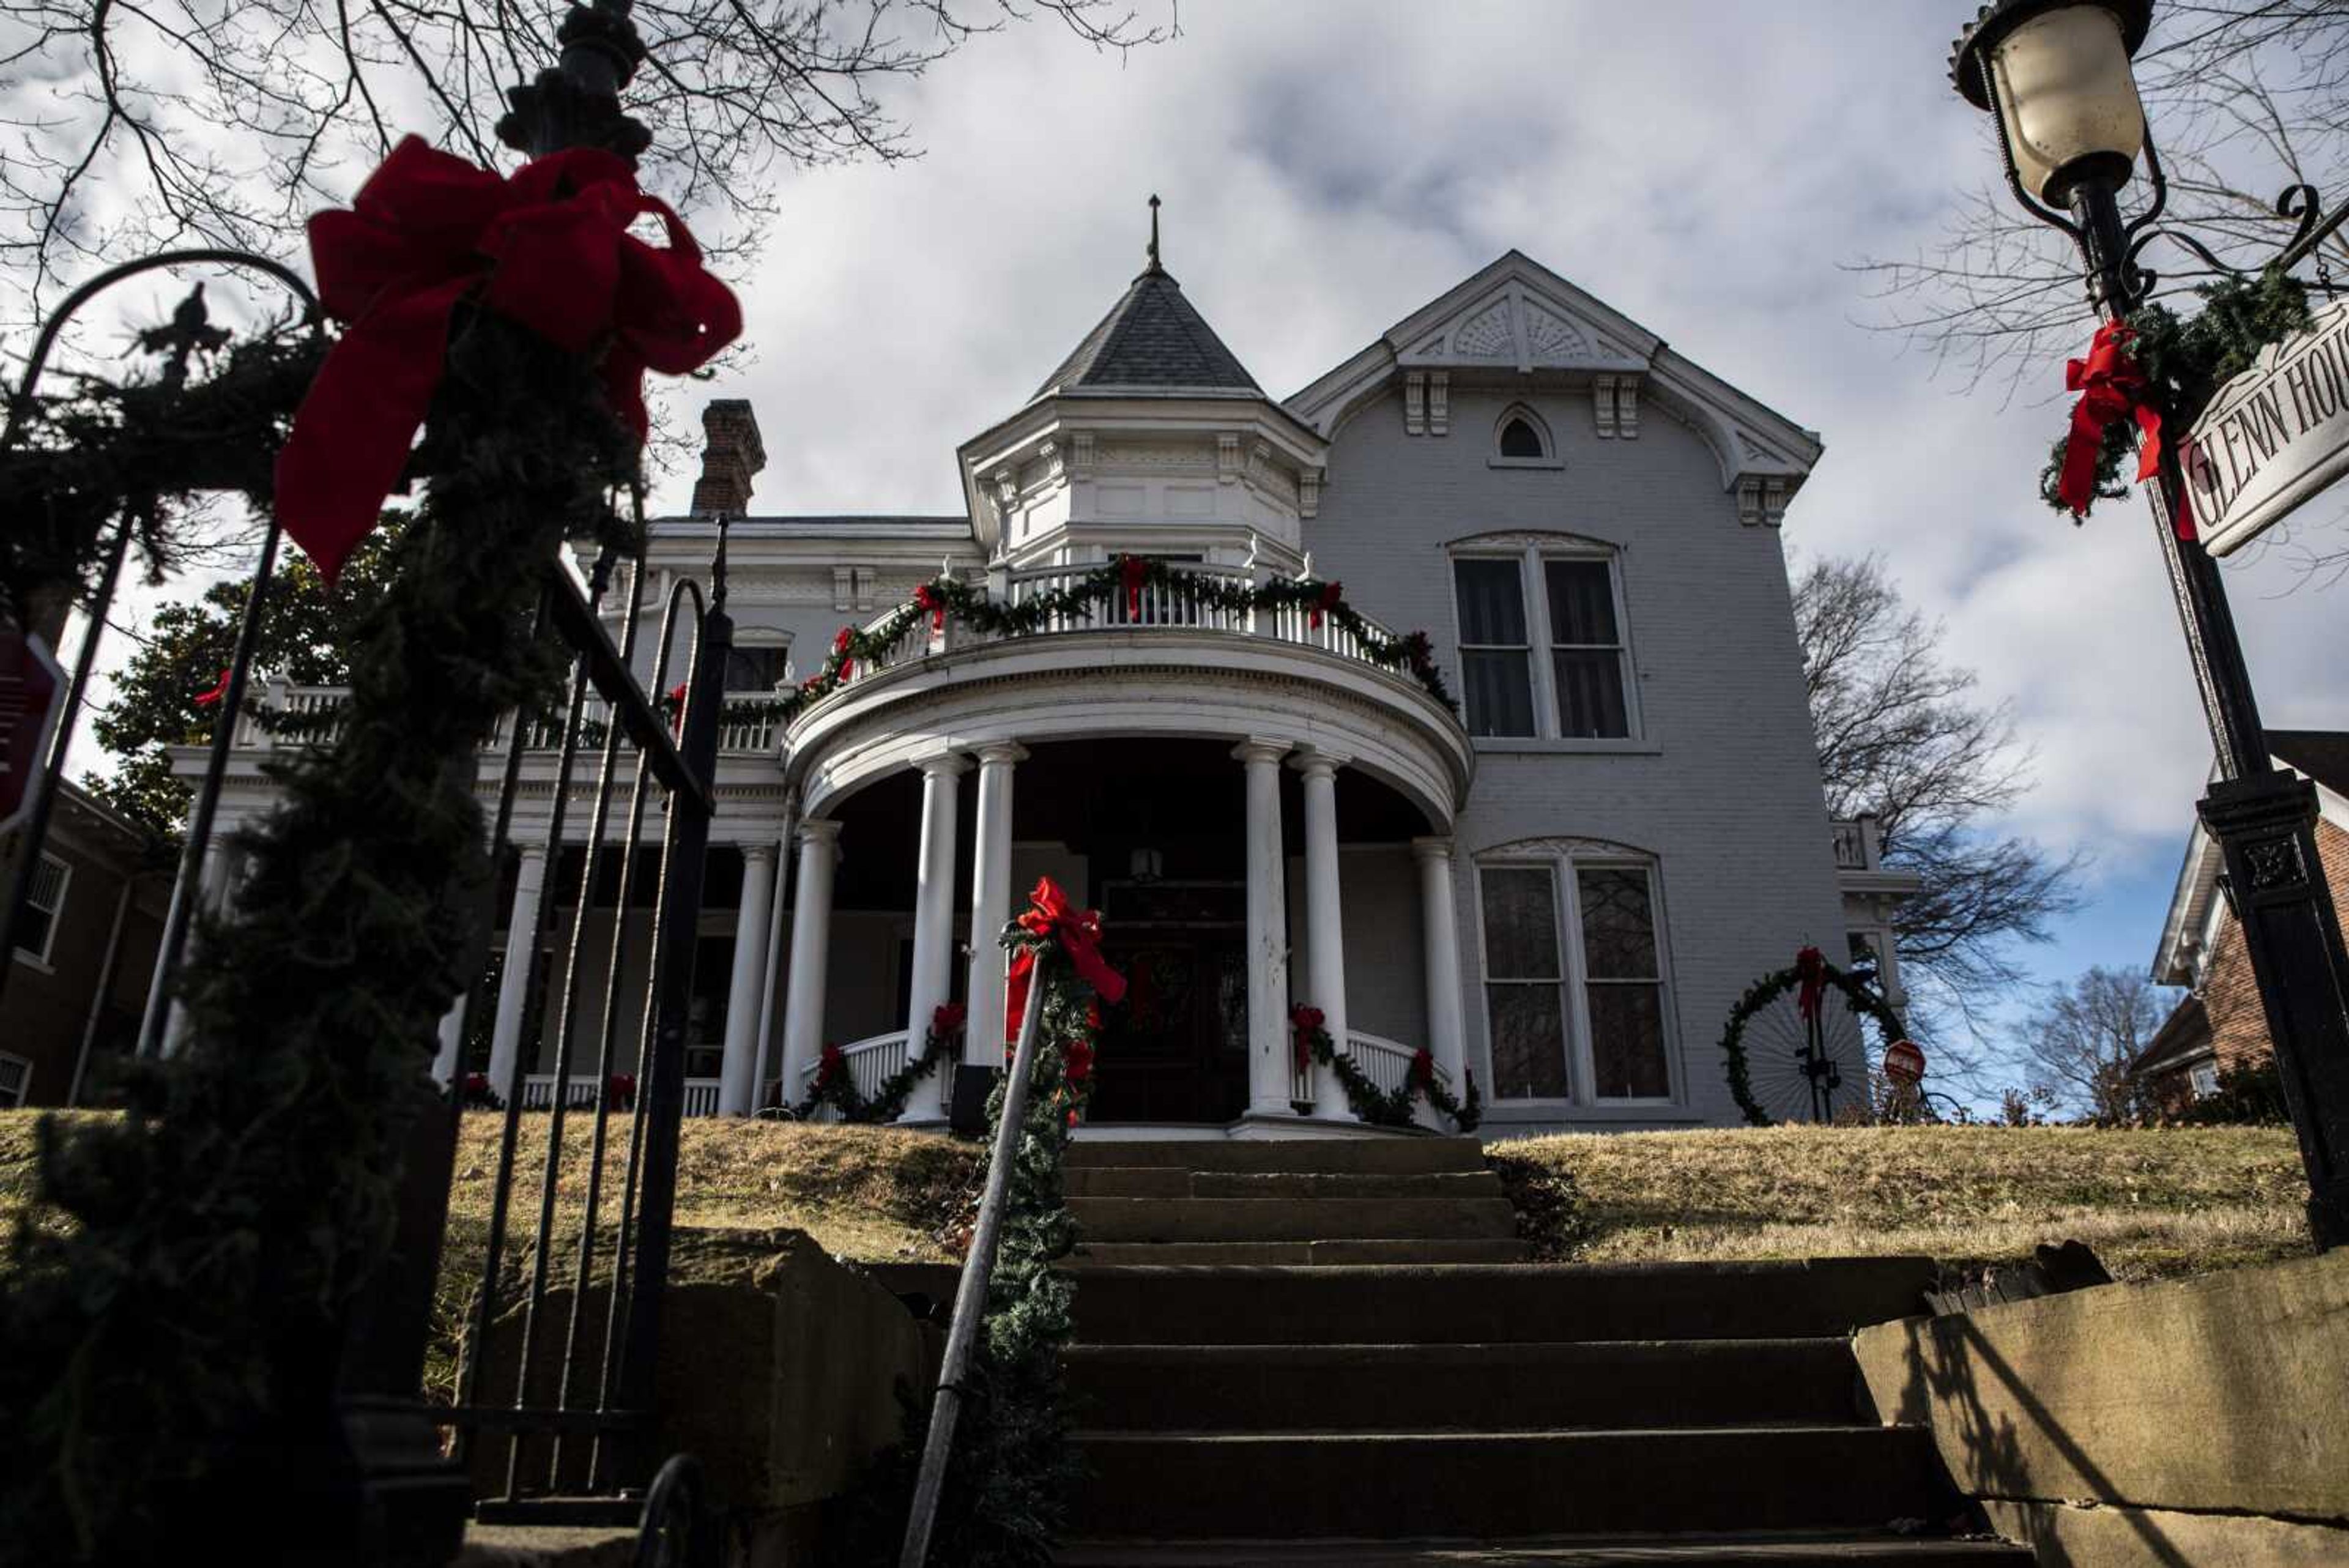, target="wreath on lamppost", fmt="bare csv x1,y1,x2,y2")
788,1003,967,1123
1290,1002,1482,1133
718,553,1458,726
1718,953,1905,1128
